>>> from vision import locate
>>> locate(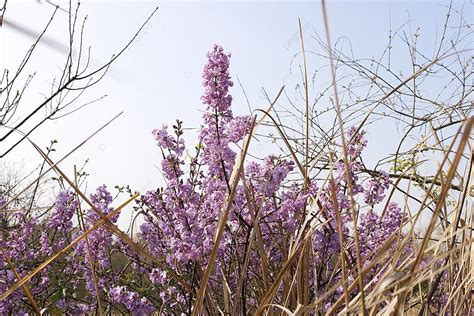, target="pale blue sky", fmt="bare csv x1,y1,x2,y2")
1,0,470,227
